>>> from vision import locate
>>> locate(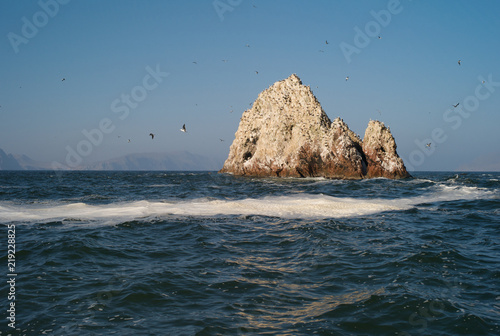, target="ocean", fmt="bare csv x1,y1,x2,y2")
0,171,499,335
